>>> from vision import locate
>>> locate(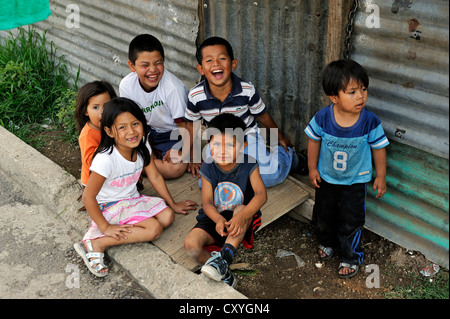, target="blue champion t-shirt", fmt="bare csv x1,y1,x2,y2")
305,104,389,185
